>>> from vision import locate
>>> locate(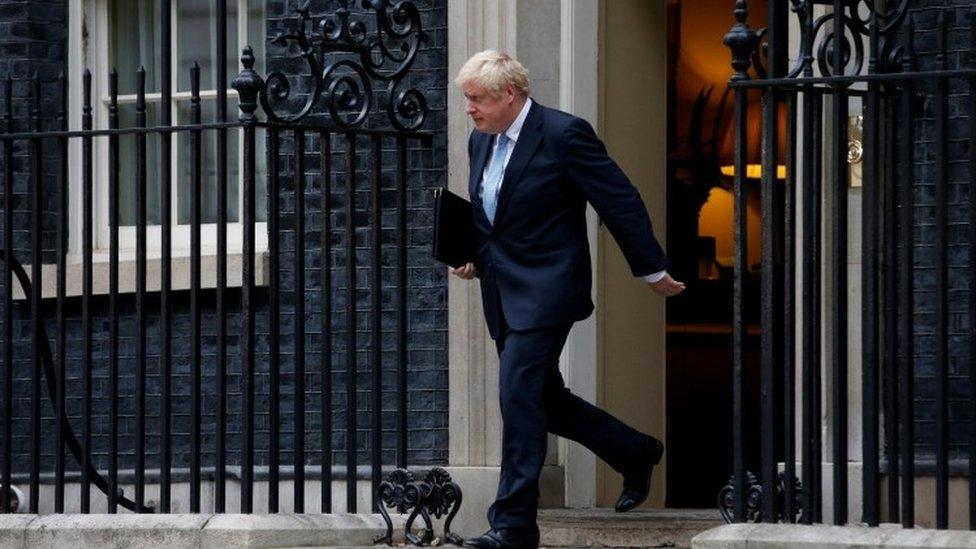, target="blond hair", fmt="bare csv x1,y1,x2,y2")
454,50,530,98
